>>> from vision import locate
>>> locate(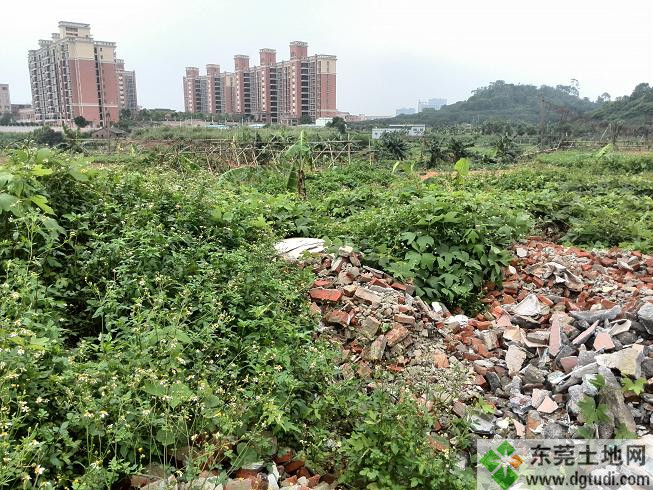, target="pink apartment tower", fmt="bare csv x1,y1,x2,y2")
183,41,336,124
28,22,135,127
